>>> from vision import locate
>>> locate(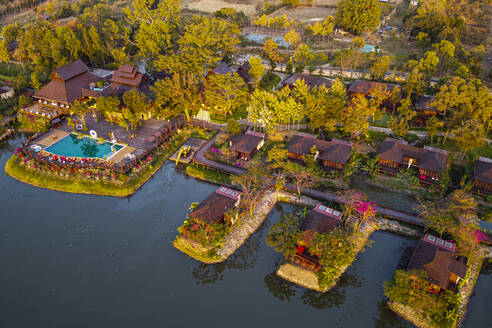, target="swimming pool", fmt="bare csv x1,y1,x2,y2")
244,33,290,47
45,133,124,159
